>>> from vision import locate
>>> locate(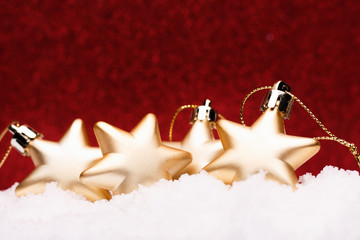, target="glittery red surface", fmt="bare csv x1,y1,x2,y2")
0,1,359,189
